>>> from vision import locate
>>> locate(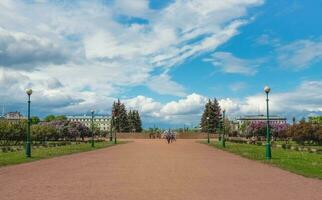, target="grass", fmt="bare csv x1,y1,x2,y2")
203,141,322,179
0,141,125,167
